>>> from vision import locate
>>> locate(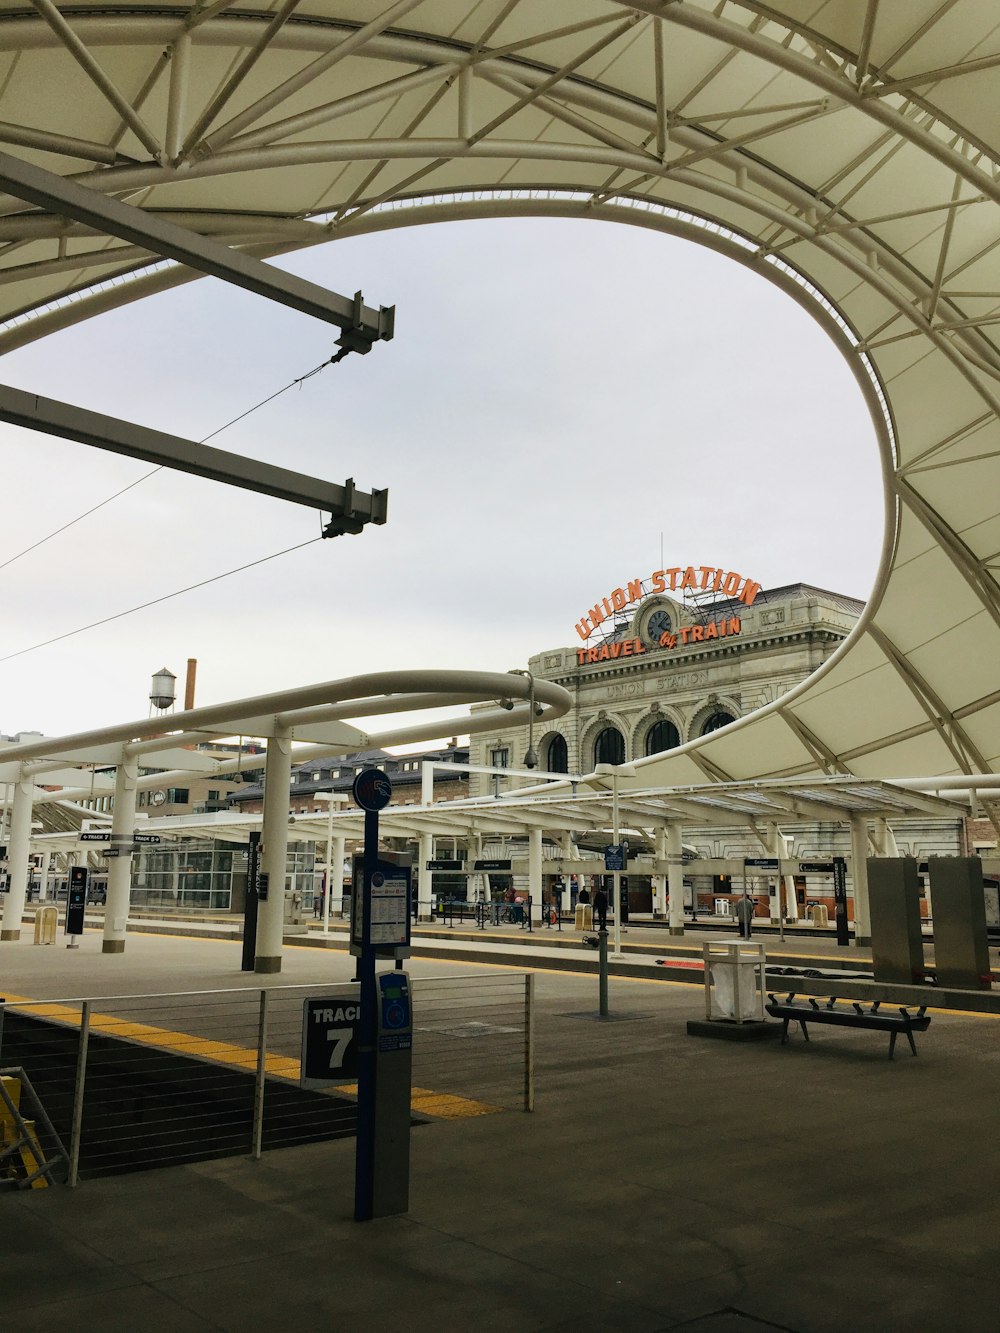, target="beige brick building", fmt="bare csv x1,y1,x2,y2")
471,581,864,789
